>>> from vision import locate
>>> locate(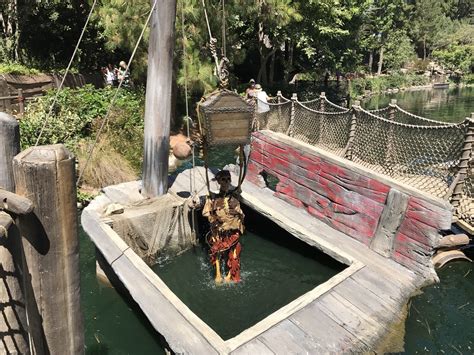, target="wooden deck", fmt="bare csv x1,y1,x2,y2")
81,160,440,353
169,167,425,353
